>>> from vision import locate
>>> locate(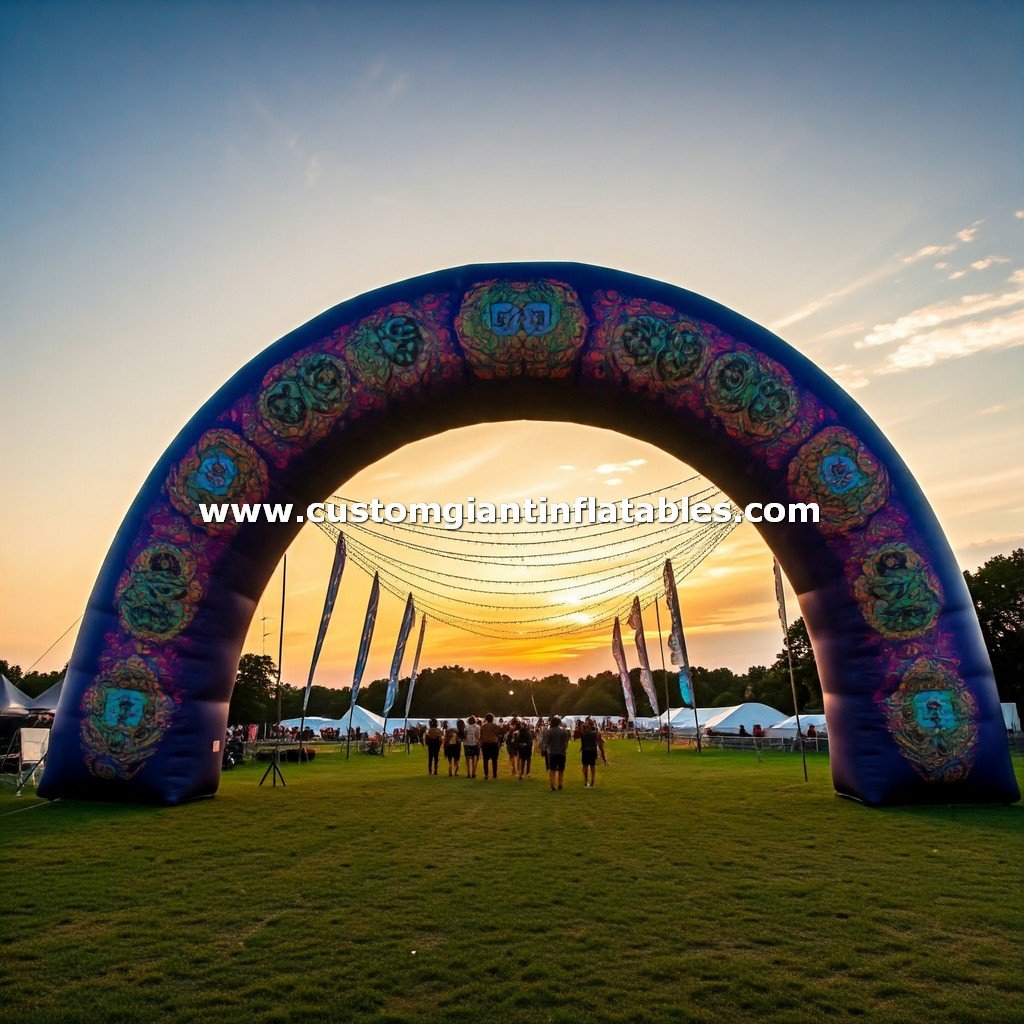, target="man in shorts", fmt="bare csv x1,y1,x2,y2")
542,716,569,791
579,716,608,788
